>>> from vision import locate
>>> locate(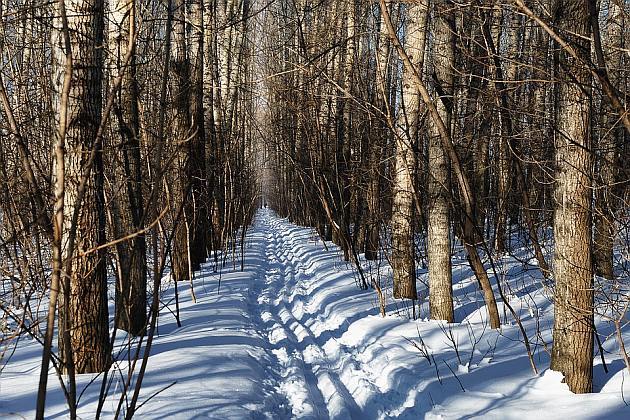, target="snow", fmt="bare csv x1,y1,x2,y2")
1,208,629,419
